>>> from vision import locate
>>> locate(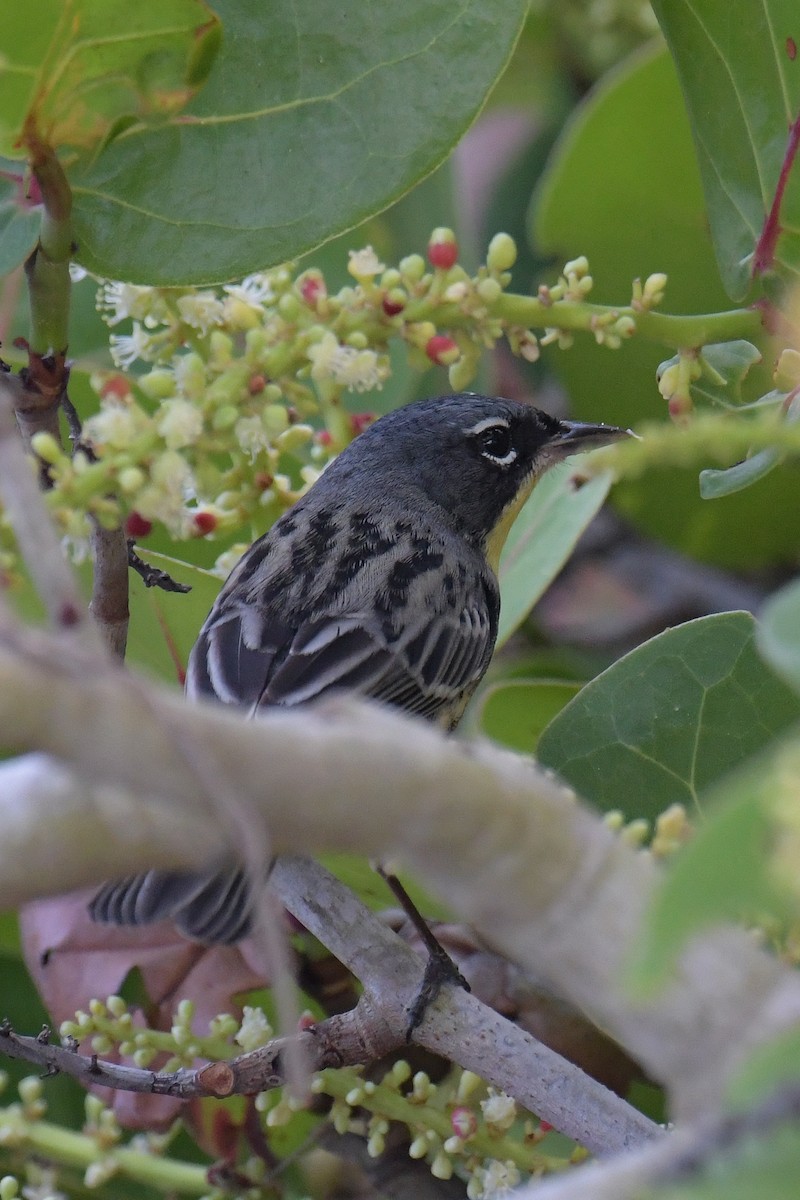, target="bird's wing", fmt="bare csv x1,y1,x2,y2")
188,590,497,723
